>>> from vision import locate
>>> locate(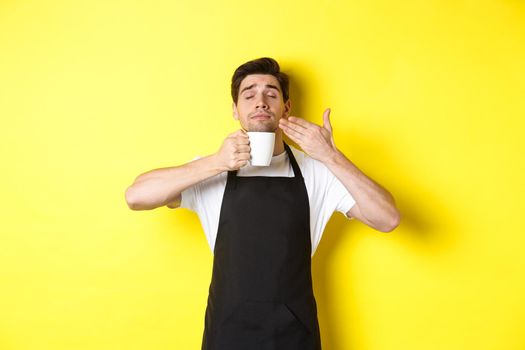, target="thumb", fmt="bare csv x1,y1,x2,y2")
323,108,332,133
